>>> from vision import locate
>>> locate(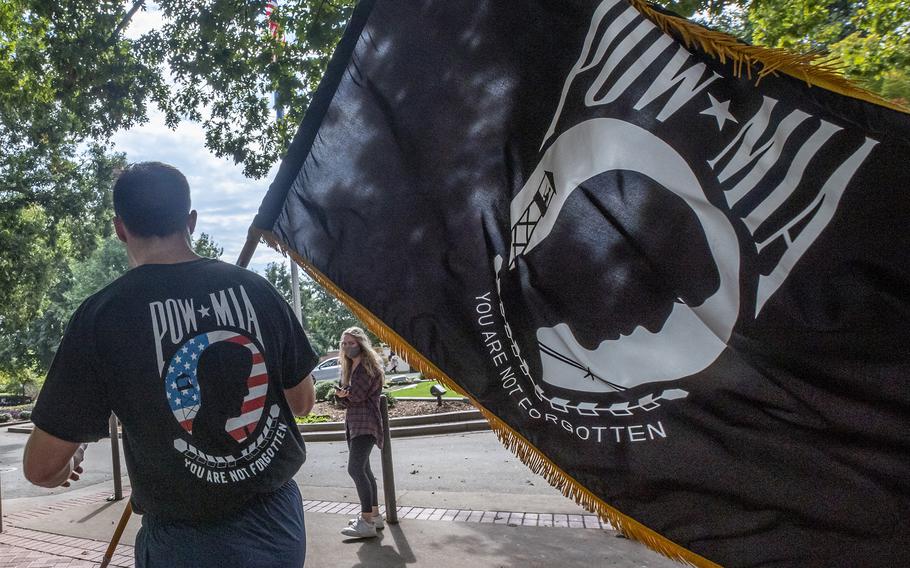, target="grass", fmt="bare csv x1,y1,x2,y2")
387,381,462,399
